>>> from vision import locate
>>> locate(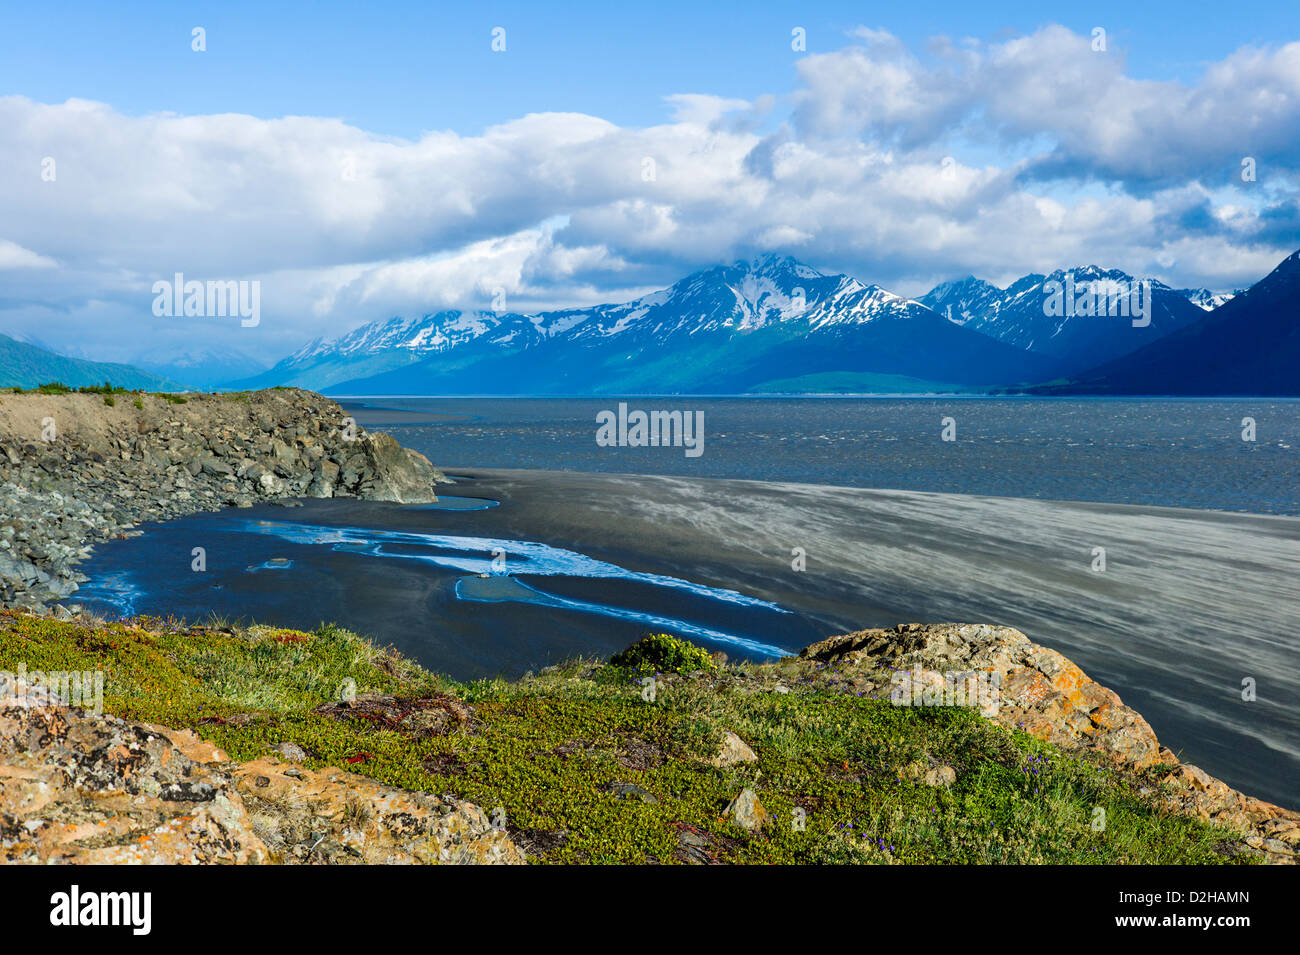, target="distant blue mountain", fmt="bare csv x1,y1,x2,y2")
1031,249,1300,396
131,346,270,390
0,333,184,391
233,255,1061,395
919,267,1206,375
